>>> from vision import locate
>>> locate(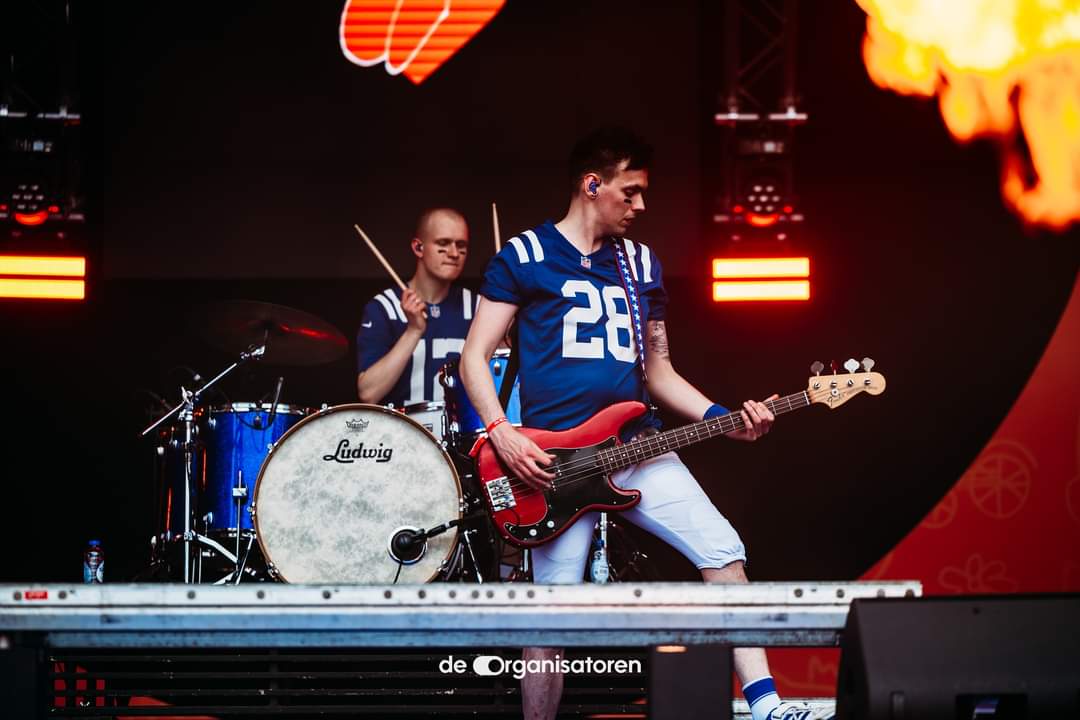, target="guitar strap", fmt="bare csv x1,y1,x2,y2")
611,237,648,384
497,317,519,411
